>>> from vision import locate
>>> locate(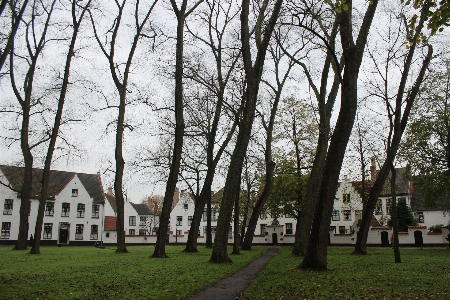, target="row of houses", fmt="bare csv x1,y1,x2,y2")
1,164,449,247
